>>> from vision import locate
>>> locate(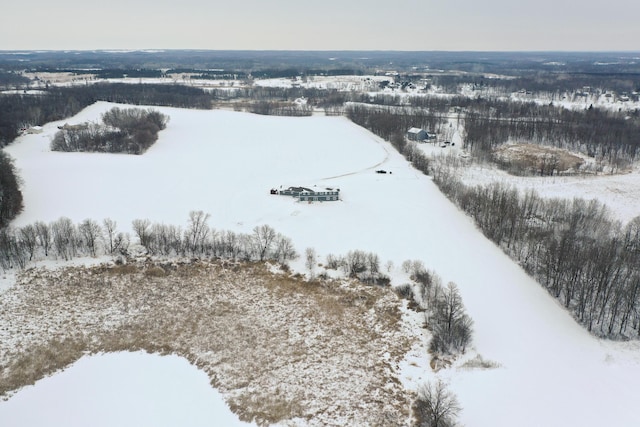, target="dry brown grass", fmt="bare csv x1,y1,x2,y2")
493,143,585,175
0,260,414,425
0,336,87,397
